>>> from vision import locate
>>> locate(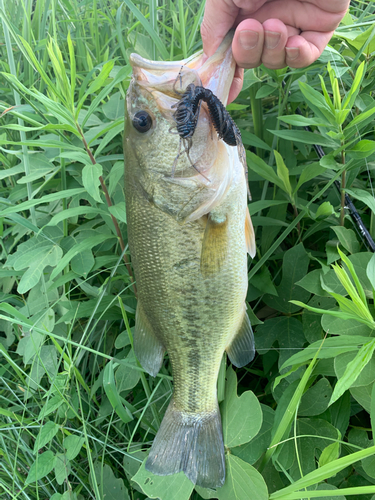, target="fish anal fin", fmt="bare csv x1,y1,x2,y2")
226,310,255,368
134,302,165,377
200,213,228,278
146,399,225,488
245,207,256,258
